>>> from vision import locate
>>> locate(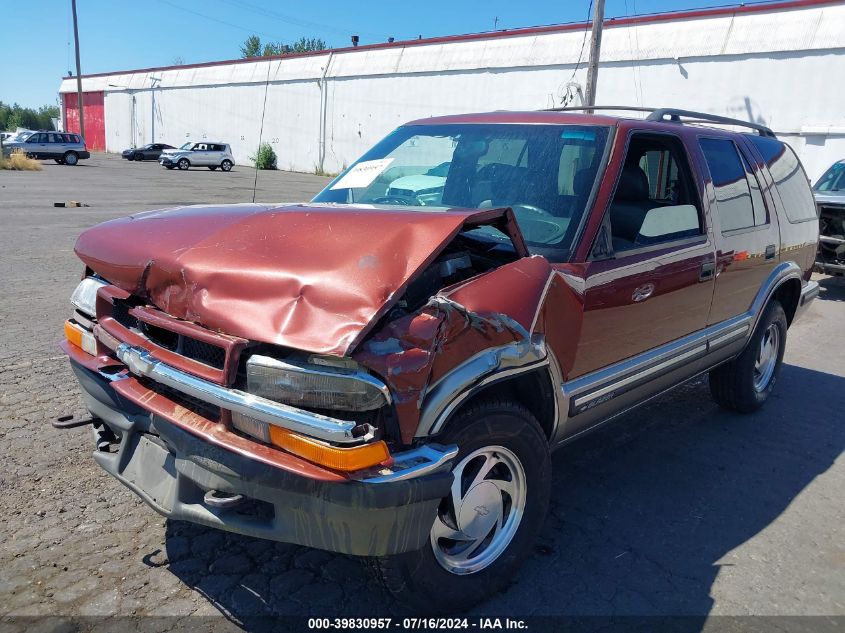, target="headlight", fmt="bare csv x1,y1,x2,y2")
245,354,390,412
70,277,107,318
